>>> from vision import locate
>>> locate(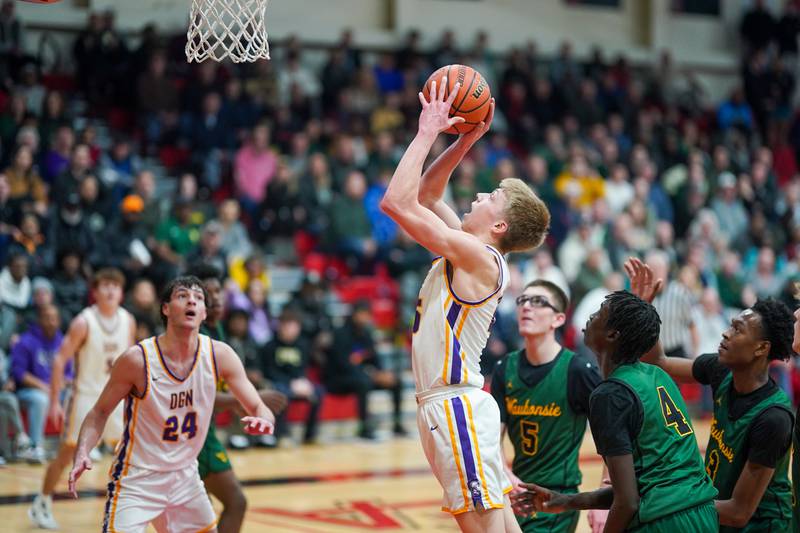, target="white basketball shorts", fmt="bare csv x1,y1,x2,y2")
102,463,217,533
63,390,124,446
416,385,512,515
